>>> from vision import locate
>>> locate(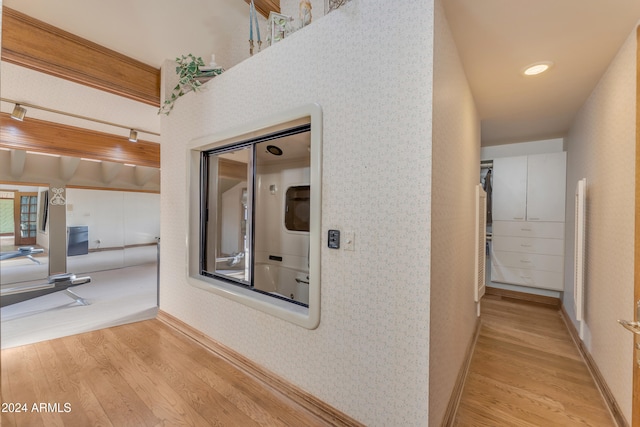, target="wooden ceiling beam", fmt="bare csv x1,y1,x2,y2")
244,0,280,19
1,7,161,107
0,114,160,169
